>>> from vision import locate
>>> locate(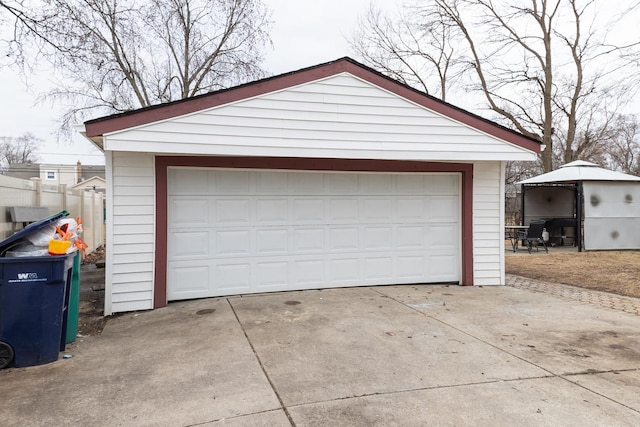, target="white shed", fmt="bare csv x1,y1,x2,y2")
80,58,540,314
518,160,640,251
